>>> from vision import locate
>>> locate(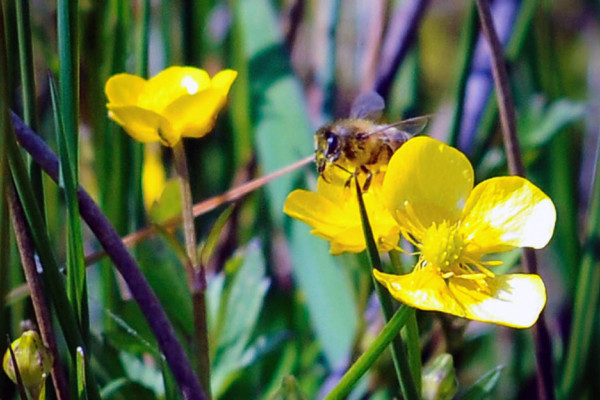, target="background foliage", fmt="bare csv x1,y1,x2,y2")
1,0,599,399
